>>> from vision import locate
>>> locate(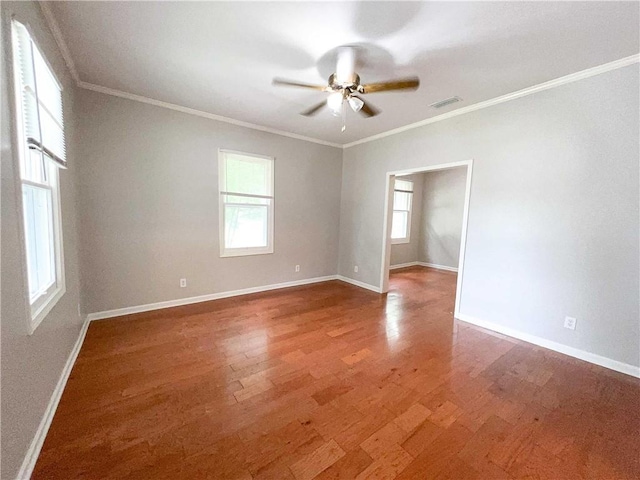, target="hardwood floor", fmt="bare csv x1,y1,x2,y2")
34,267,640,479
